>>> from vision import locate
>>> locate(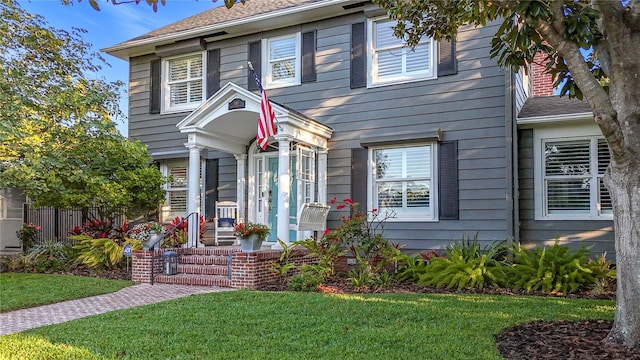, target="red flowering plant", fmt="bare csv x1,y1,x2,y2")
326,198,401,287
16,222,42,253
69,219,129,244
326,197,396,260
233,222,270,240
163,215,208,248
